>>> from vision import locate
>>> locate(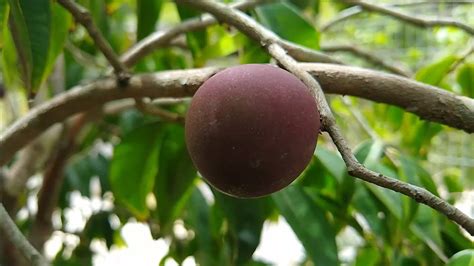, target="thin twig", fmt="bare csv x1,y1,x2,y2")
64,40,106,69
176,0,474,235
445,43,474,76
0,204,49,266
321,44,412,77
322,1,473,31
344,0,474,36
134,98,185,123
104,98,191,115
57,0,130,83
